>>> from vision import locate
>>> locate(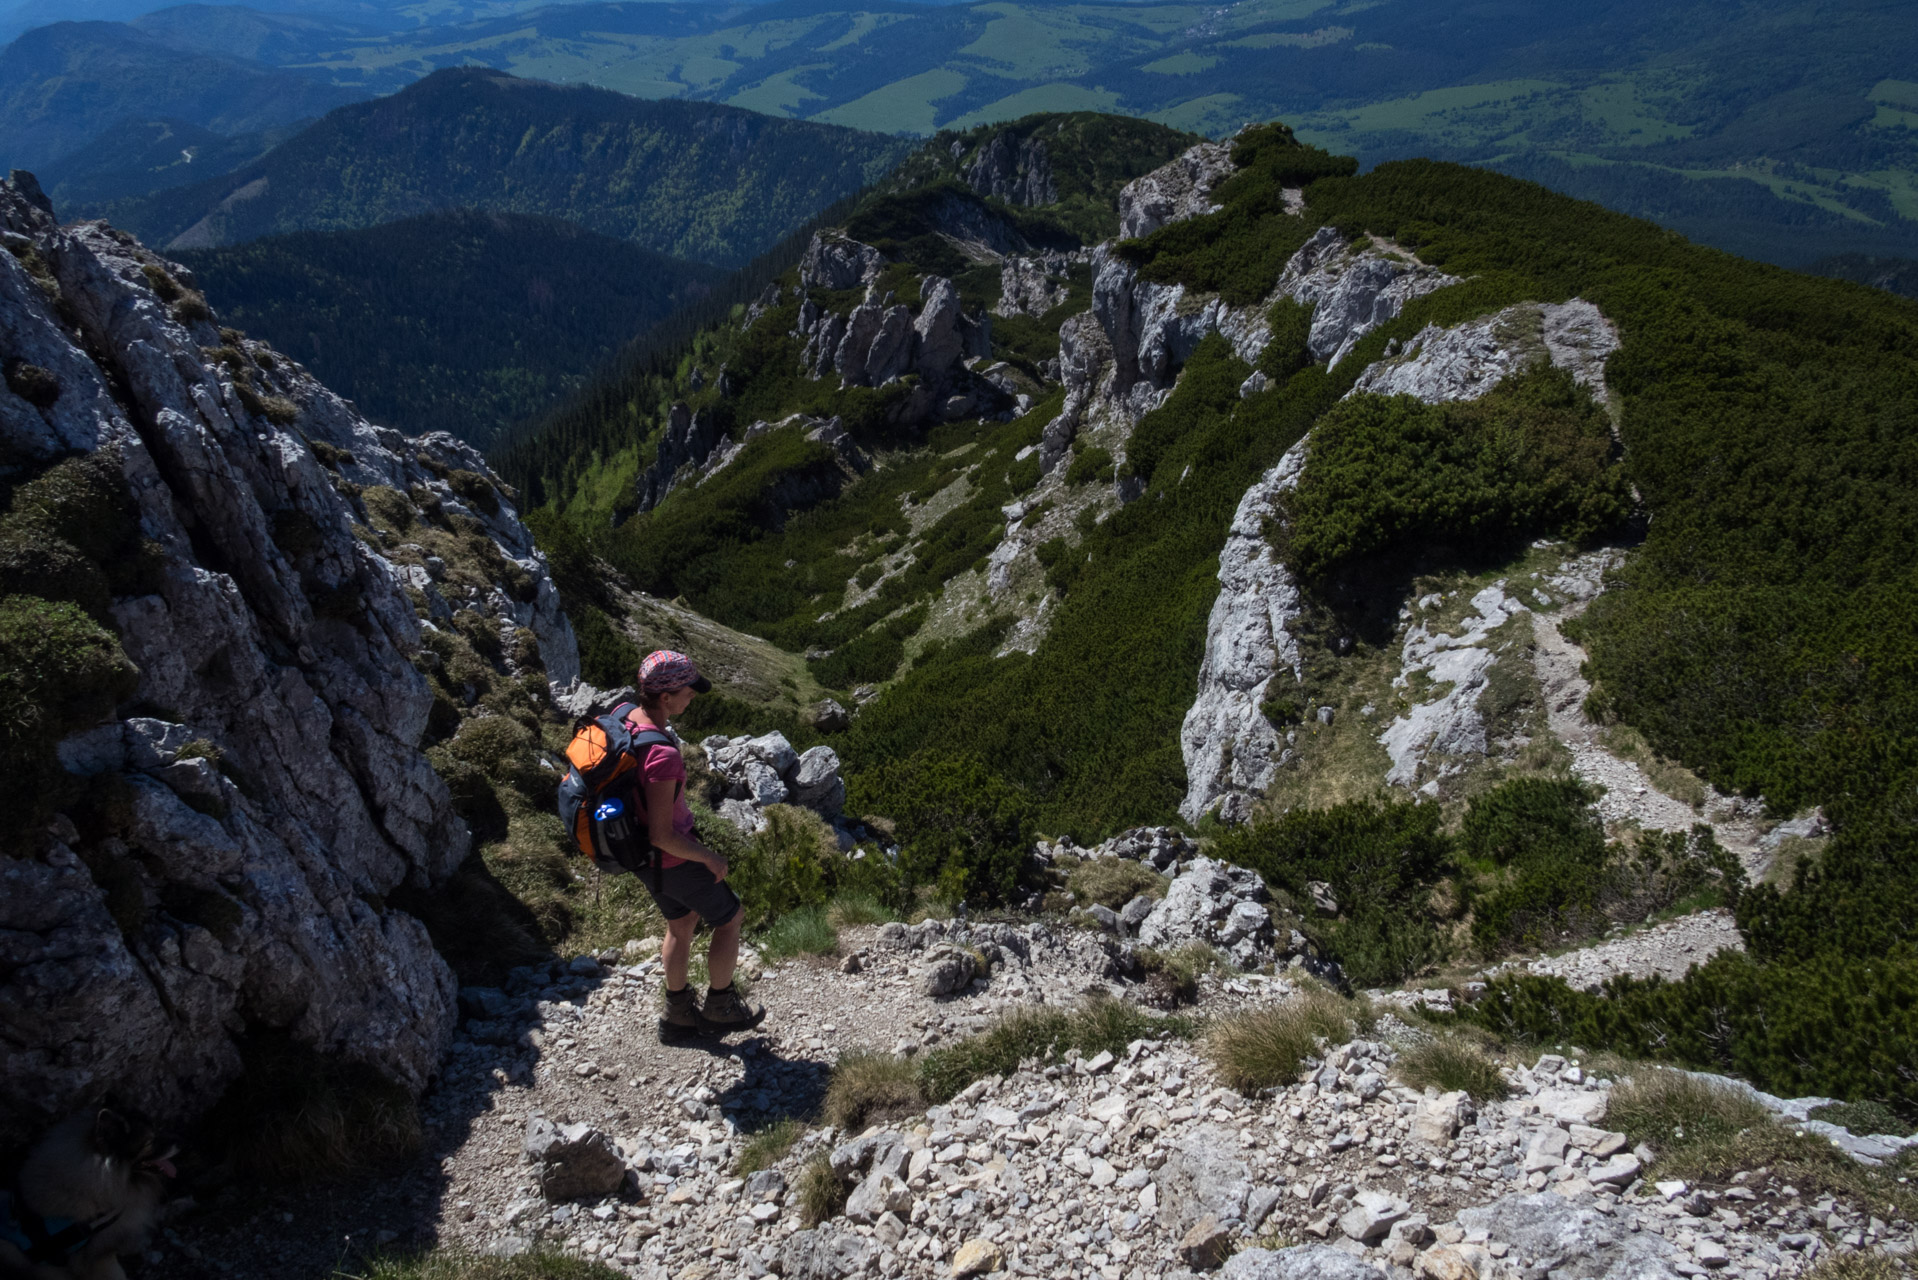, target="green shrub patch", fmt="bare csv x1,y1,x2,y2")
1283,366,1631,586
1462,949,1918,1121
